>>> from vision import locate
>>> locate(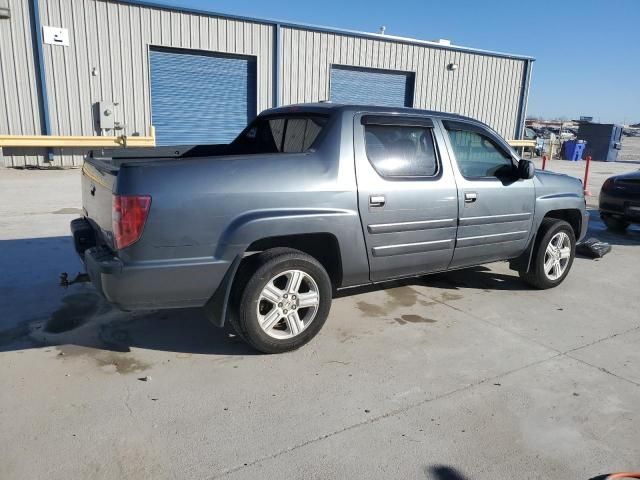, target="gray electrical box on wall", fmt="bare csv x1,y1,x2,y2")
98,101,115,130
0,0,10,19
